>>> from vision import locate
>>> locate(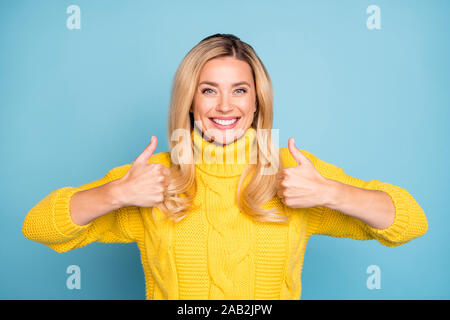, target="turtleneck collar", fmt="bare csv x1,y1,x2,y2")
191,125,257,177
